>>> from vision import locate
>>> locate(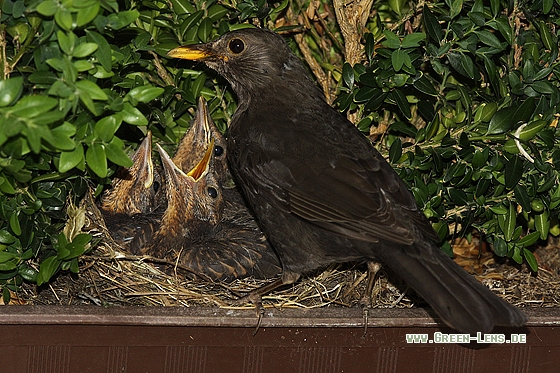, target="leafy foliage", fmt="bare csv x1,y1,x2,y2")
337,0,560,270
0,0,559,299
